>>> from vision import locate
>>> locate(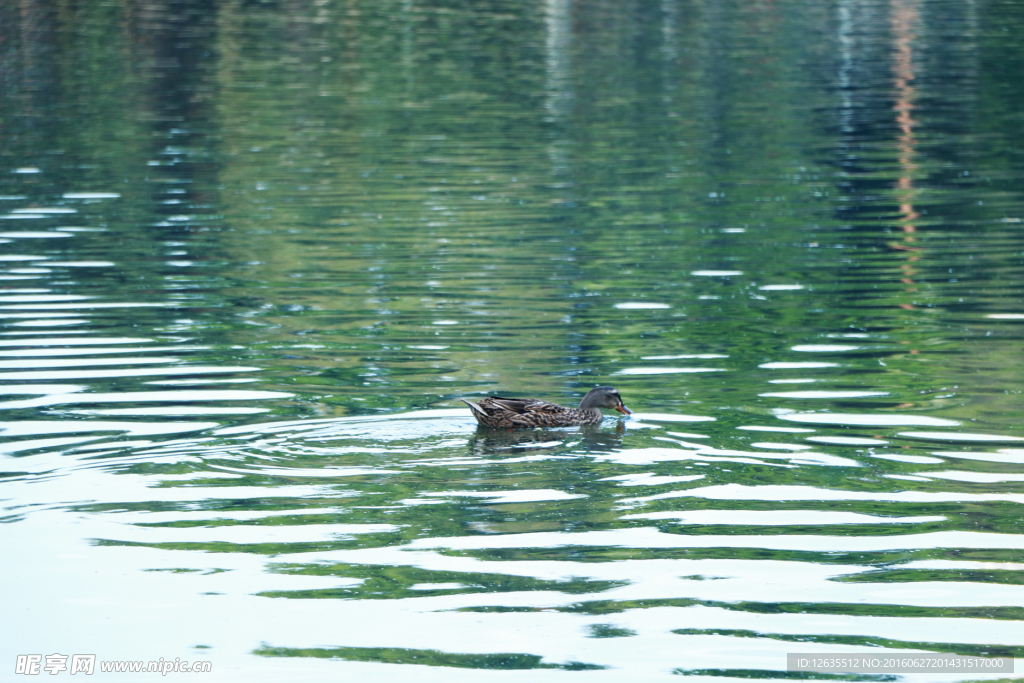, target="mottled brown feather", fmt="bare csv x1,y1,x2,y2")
461,387,629,429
